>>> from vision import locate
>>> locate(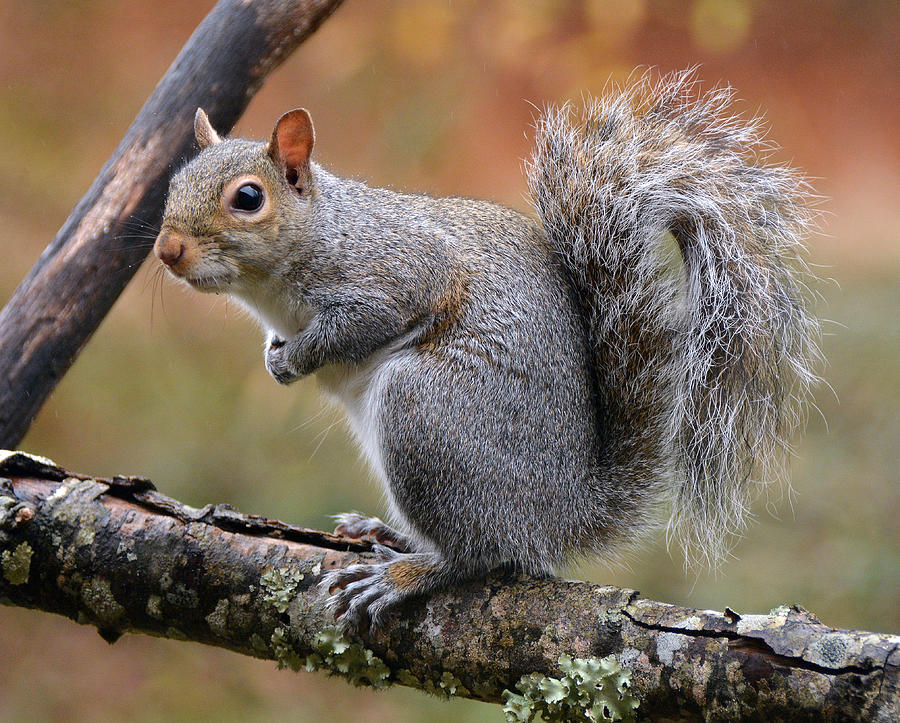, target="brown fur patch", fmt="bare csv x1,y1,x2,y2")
387,559,435,591
416,266,469,353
